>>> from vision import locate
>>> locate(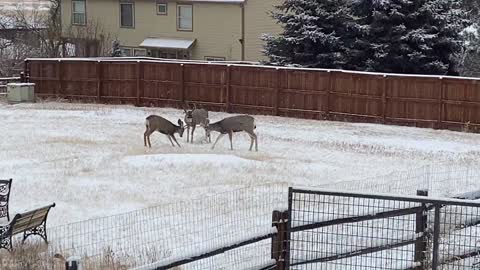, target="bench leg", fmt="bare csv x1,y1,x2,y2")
0,226,13,252
23,221,48,244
